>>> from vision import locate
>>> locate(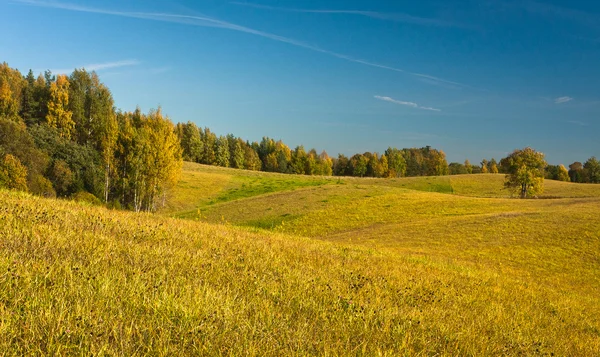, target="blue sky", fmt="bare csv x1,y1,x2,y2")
1,0,599,164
